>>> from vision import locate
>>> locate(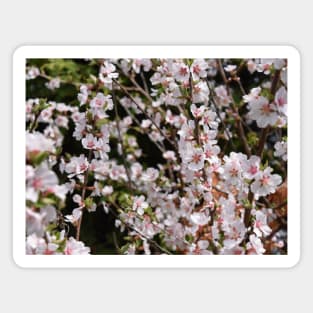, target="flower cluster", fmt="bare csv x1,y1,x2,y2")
25,58,288,255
